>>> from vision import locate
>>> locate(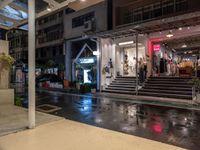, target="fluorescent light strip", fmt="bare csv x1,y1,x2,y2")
119,41,134,46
